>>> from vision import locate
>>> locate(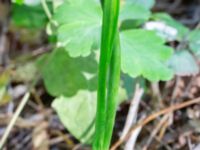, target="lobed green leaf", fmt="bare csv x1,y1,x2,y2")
52,90,96,144
120,29,174,81
53,0,102,57
38,48,98,97
52,87,127,144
